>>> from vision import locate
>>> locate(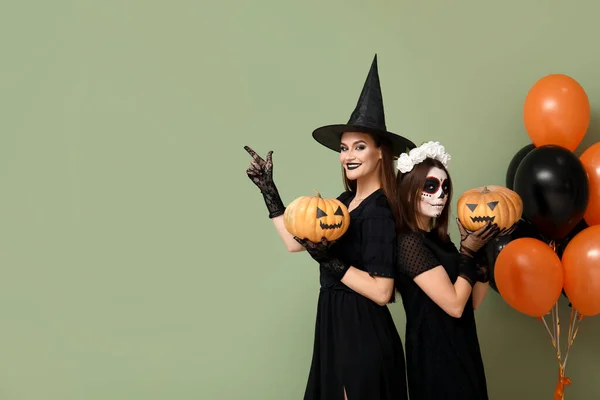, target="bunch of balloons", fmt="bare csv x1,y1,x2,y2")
482,72,600,399
484,73,600,319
